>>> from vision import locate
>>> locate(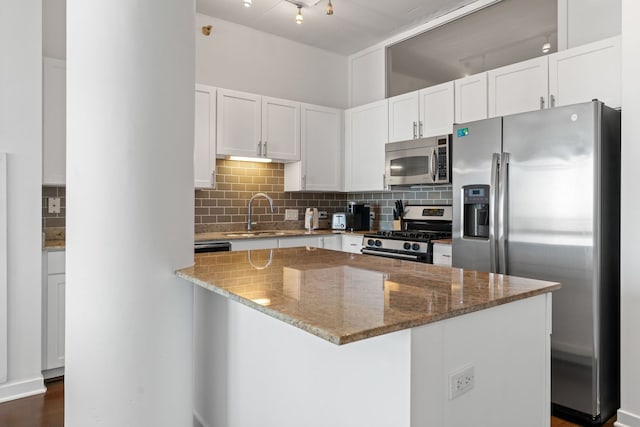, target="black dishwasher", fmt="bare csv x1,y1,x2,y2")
194,241,231,253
